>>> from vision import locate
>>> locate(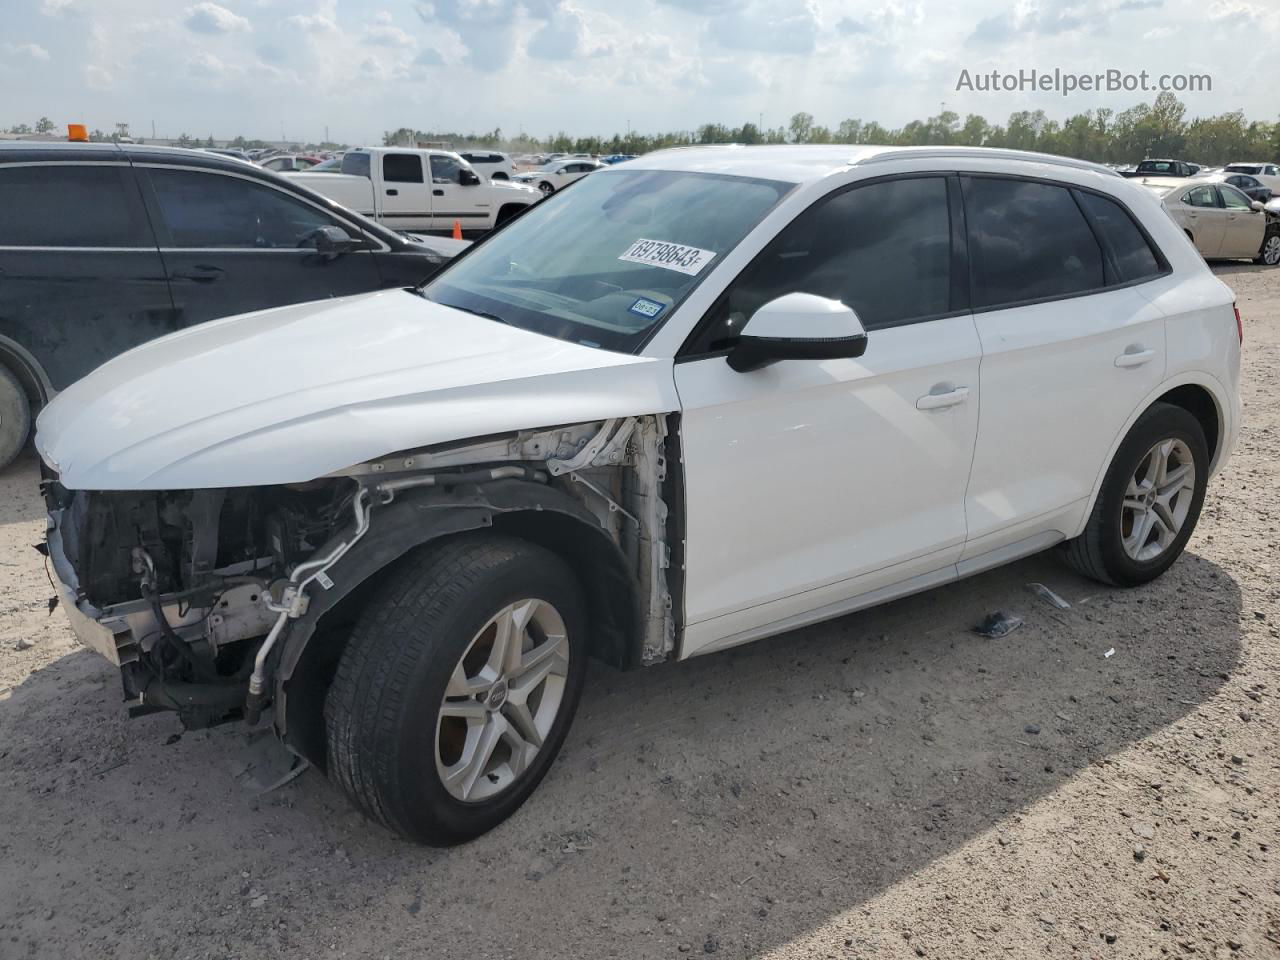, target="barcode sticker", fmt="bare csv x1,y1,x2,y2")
618,238,716,276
